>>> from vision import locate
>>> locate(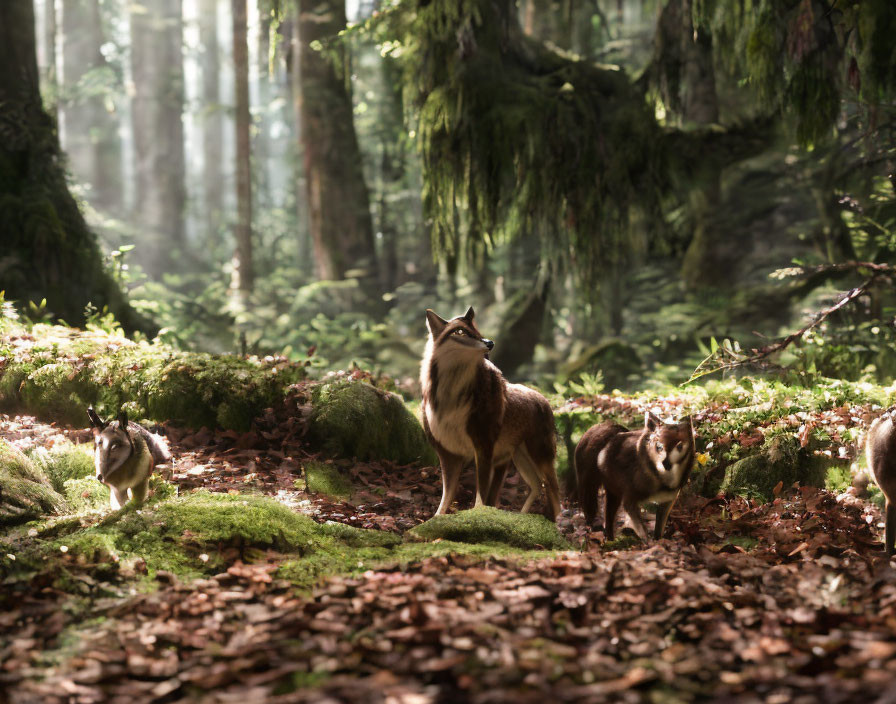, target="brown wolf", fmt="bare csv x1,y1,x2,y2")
575,412,695,541
420,307,561,519
88,407,171,510
867,408,896,555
